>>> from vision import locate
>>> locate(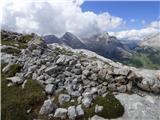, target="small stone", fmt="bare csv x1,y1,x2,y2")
54,108,67,119
95,104,103,113
89,74,97,81
68,106,77,120
72,68,82,75
45,65,58,75
127,81,133,92
6,76,24,85
117,85,126,93
82,97,92,108
77,96,82,104
76,105,84,116
39,99,57,115
45,84,55,94
58,94,71,105
82,69,90,76
90,87,98,94
108,84,117,91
